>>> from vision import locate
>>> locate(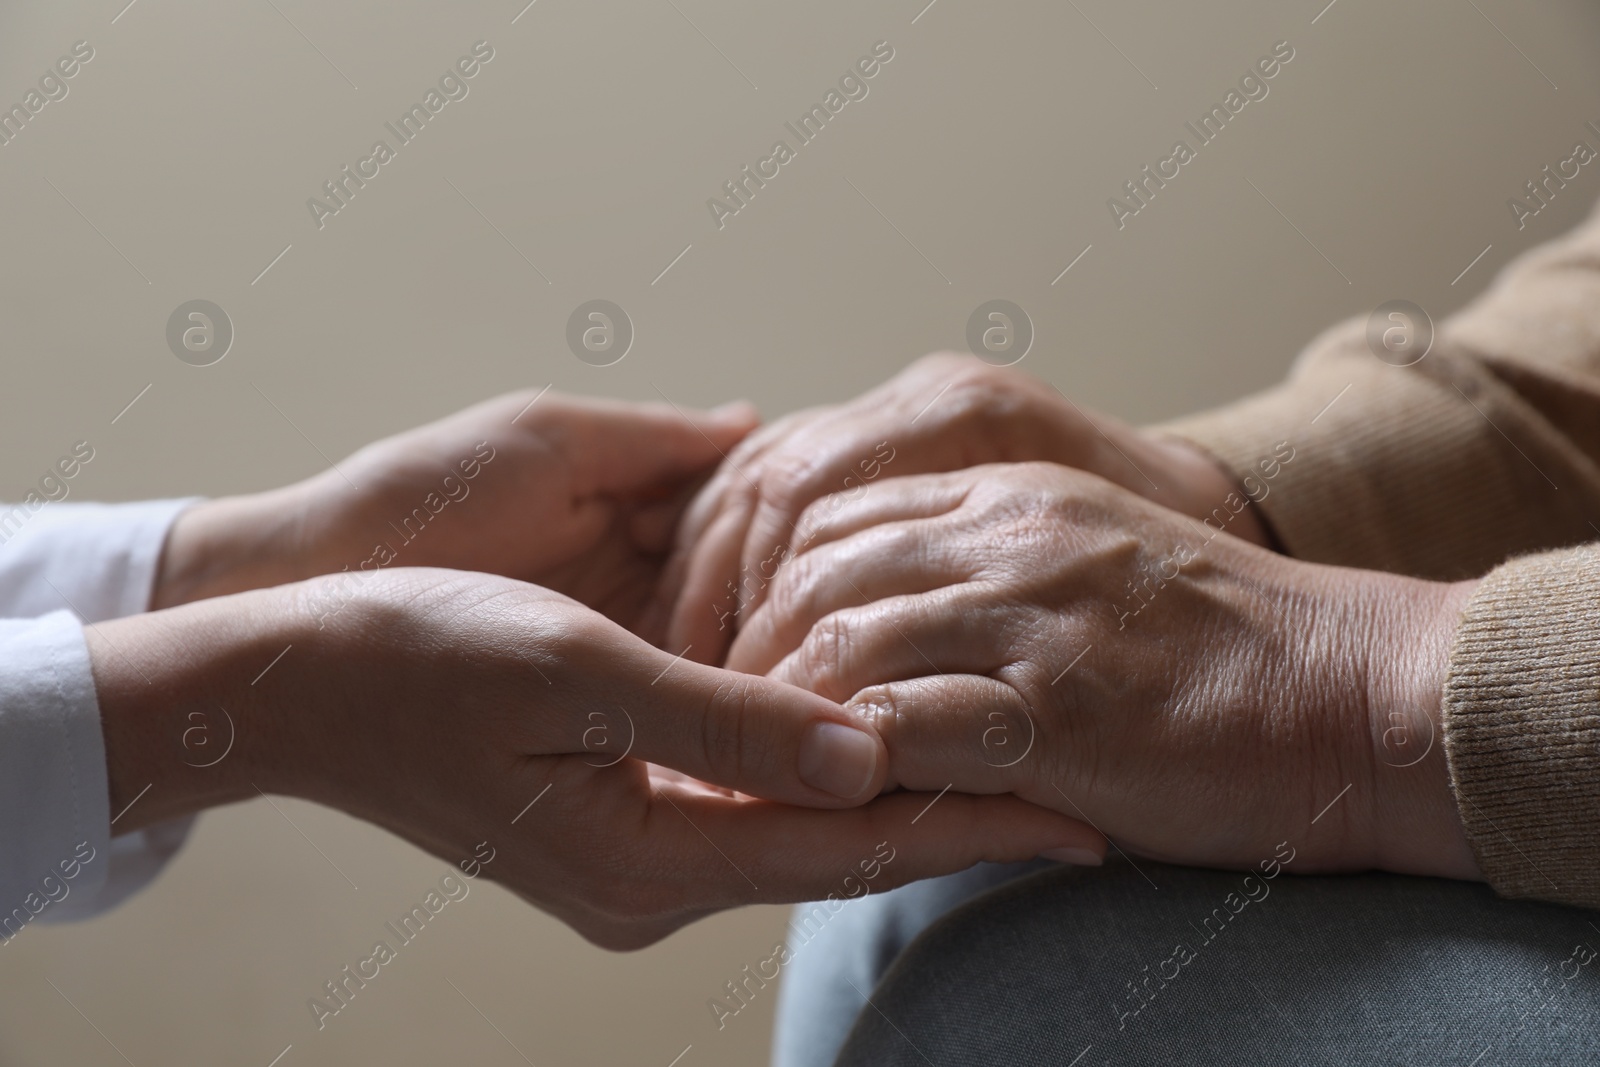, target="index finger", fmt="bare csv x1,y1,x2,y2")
641,785,1107,914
